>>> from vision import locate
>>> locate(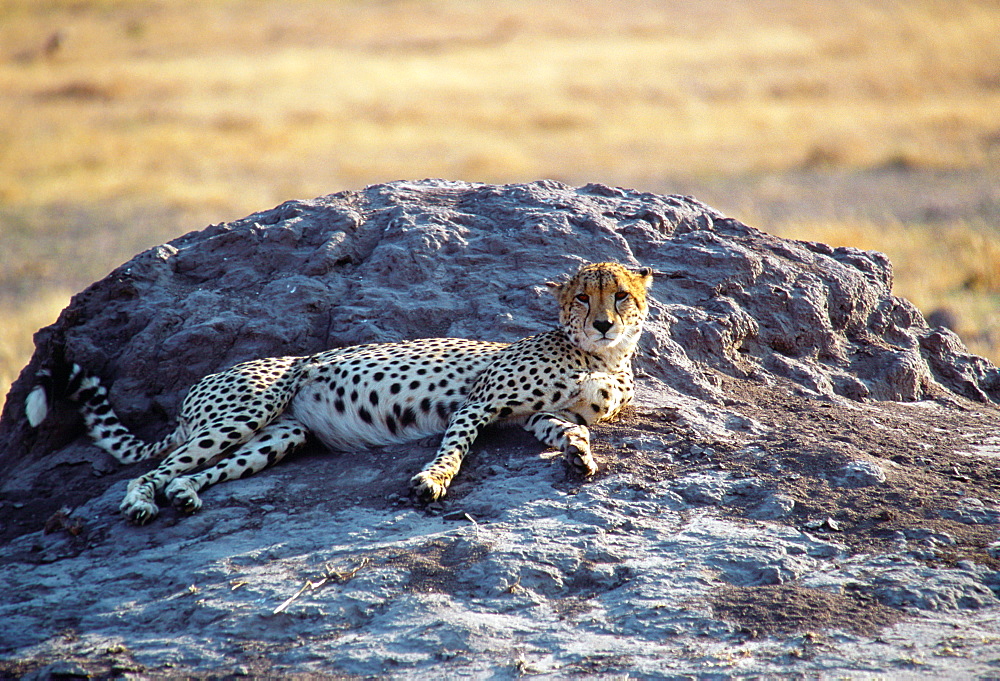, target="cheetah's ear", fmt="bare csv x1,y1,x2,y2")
545,279,565,294
633,266,654,288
